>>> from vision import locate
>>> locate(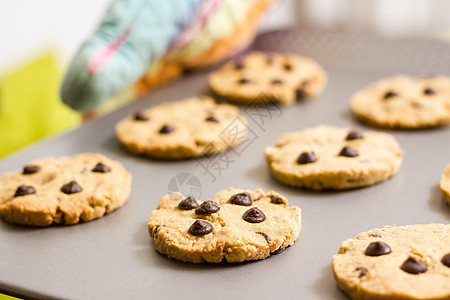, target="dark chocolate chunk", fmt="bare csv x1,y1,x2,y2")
159,125,175,134
188,220,213,236
441,253,450,268
271,79,283,85
14,185,36,197
423,88,435,95
205,116,219,123
238,78,250,84
256,232,270,243
243,207,266,223
283,64,292,71
234,61,244,70
383,91,398,99
297,152,317,164
400,257,427,274
195,200,220,215
355,267,367,278
296,88,306,101
339,146,359,157
92,162,111,173
346,130,363,141
178,196,199,210
365,241,391,256
229,192,252,206
272,247,285,255
133,111,148,121
22,165,40,175
61,181,82,195
270,195,284,205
